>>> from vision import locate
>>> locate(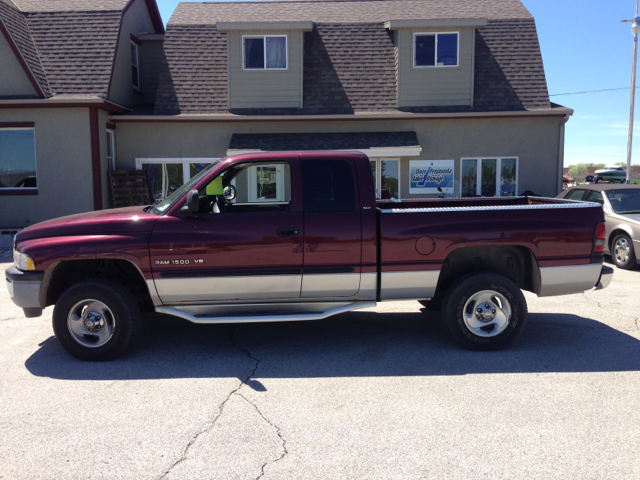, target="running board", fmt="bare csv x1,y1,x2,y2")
155,301,376,324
